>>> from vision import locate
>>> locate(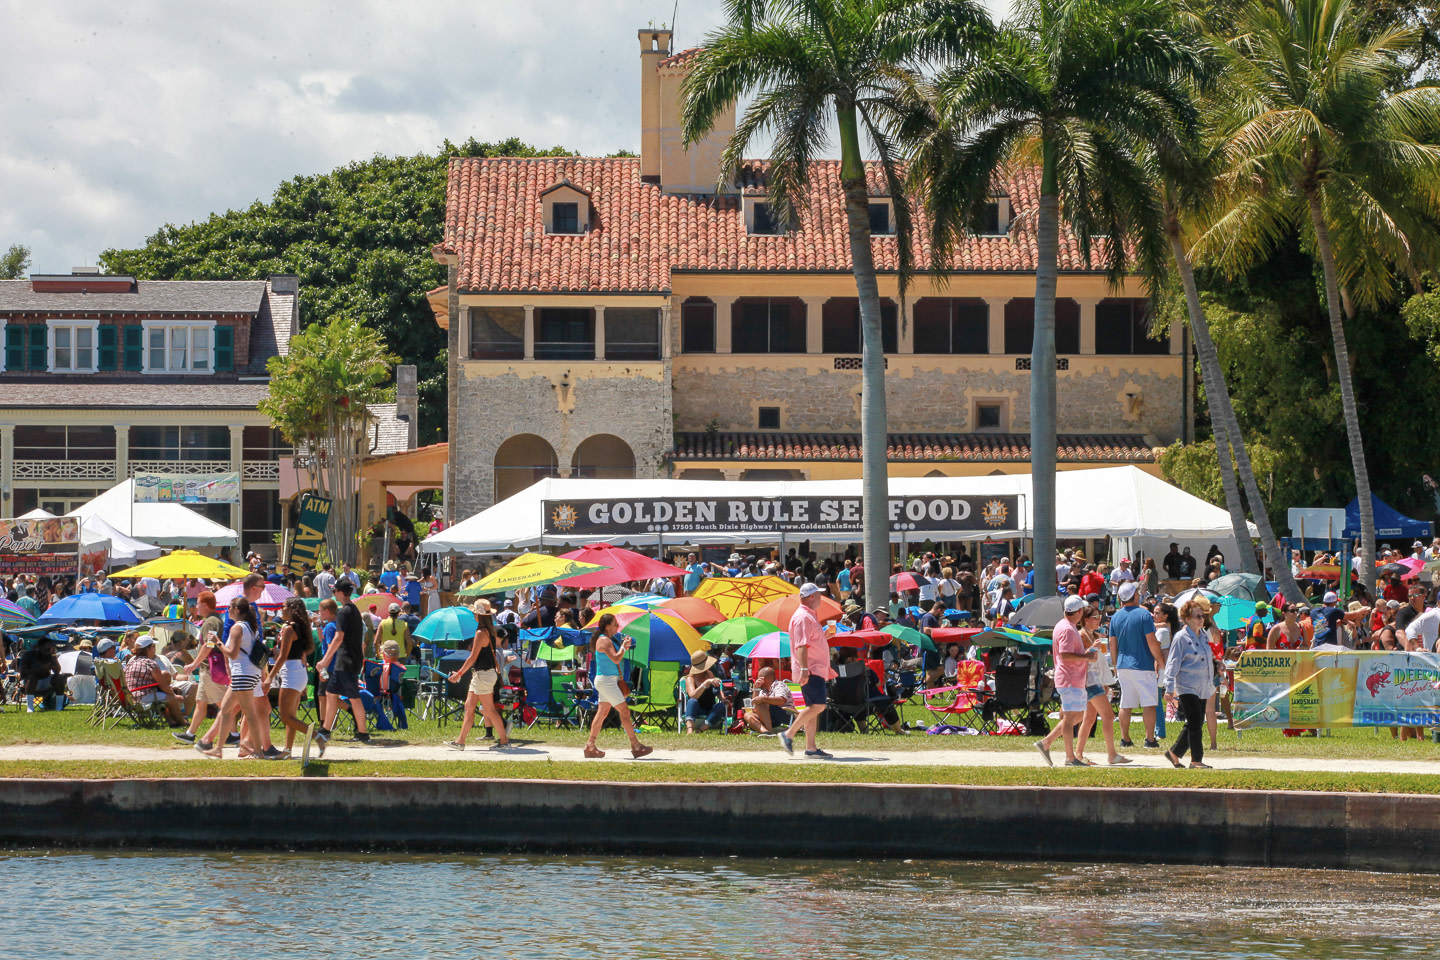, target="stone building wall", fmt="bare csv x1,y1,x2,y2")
451,360,672,518
670,355,1185,441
